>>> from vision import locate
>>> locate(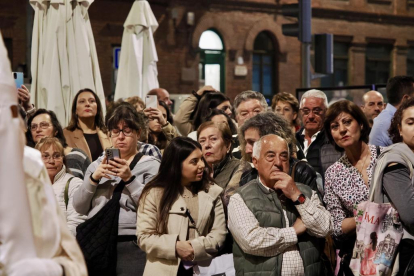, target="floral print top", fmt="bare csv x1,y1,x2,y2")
323,145,382,239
